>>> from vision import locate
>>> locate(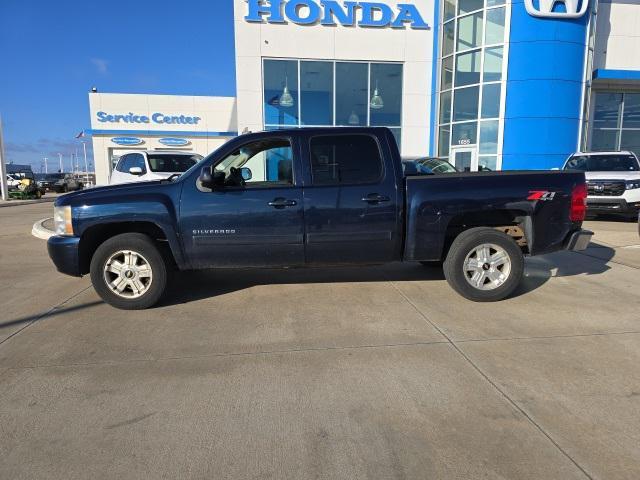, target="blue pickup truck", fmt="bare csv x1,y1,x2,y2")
48,128,592,309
